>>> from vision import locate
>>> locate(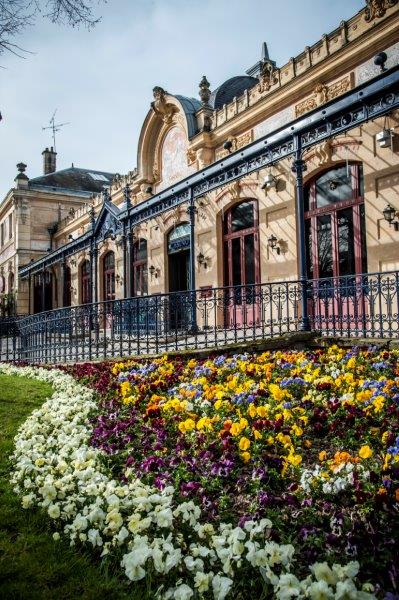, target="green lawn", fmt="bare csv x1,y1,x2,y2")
0,373,136,600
